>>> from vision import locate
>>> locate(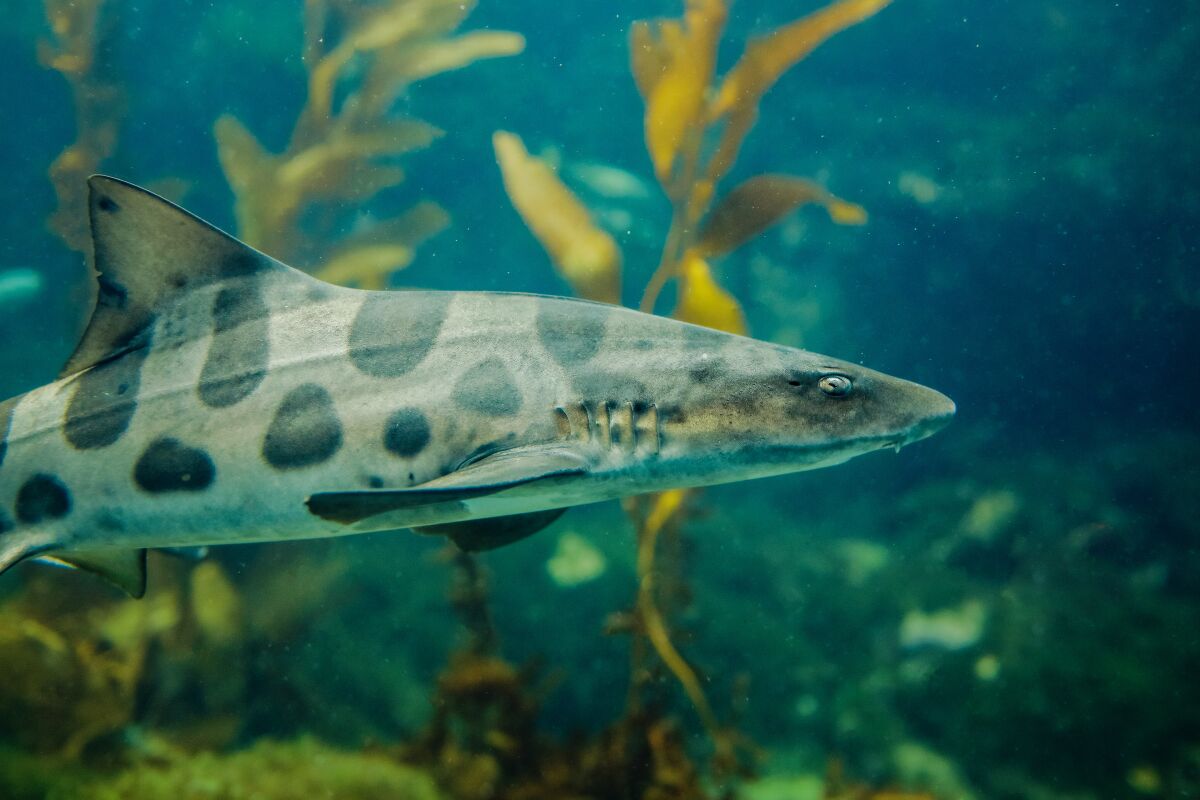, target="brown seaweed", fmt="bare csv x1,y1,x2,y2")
493,131,622,303
494,1,888,784
39,0,123,259
216,0,522,286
